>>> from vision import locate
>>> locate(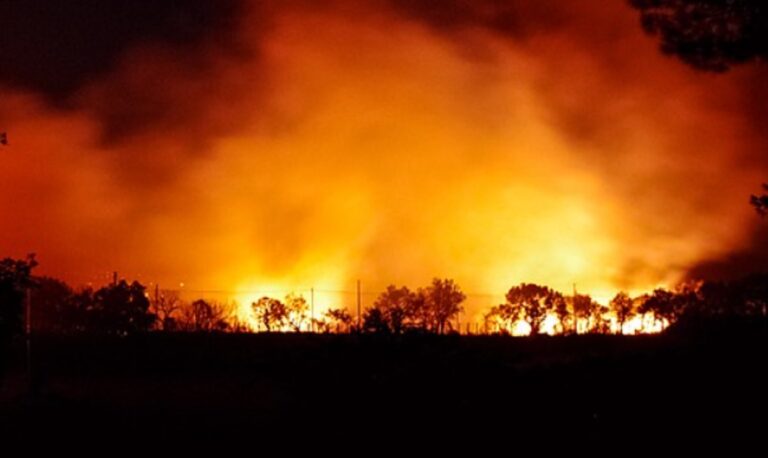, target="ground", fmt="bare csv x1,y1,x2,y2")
1,327,766,450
